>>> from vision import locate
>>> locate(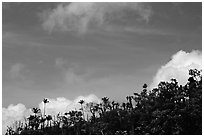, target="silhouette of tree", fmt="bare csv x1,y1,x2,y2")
43,98,49,117
42,98,49,129
32,108,41,117
101,97,110,113
46,115,52,127
78,100,85,119
5,69,202,135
